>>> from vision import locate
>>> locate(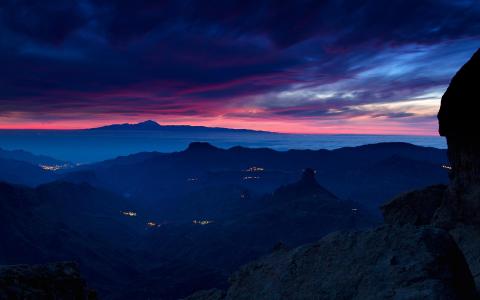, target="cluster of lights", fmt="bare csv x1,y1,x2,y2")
245,166,265,172
187,178,199,182
192,219,214,225
147,221,161,228
243,176,260,180
122,211,137,217
39,164,67,171
441,164,453,170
